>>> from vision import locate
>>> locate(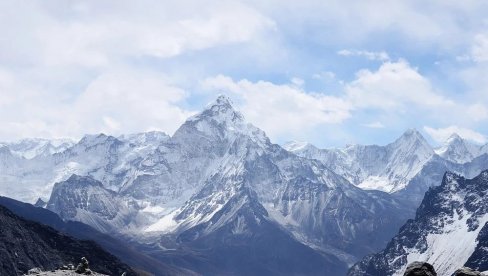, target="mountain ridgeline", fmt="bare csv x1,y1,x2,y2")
1,95,488,275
